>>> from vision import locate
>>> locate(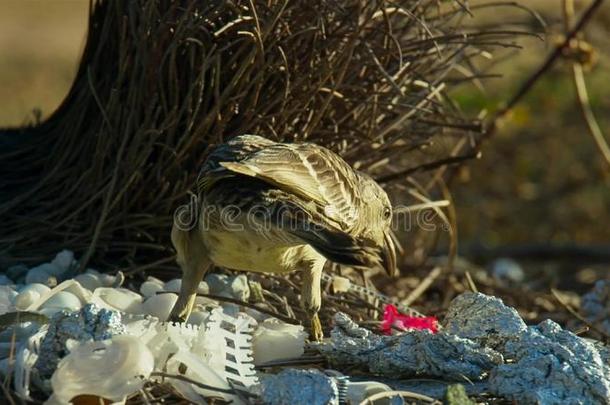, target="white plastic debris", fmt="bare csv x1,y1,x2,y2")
48,335,154,404
163,278,182,293
0,286,17,314
142,293,178,321
490,258,524,284
39,292,82,316
25,264,58,286
93,287,143,314
252,318,306,365
139,278,164,298
50,250,76,276
73,273,102,291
